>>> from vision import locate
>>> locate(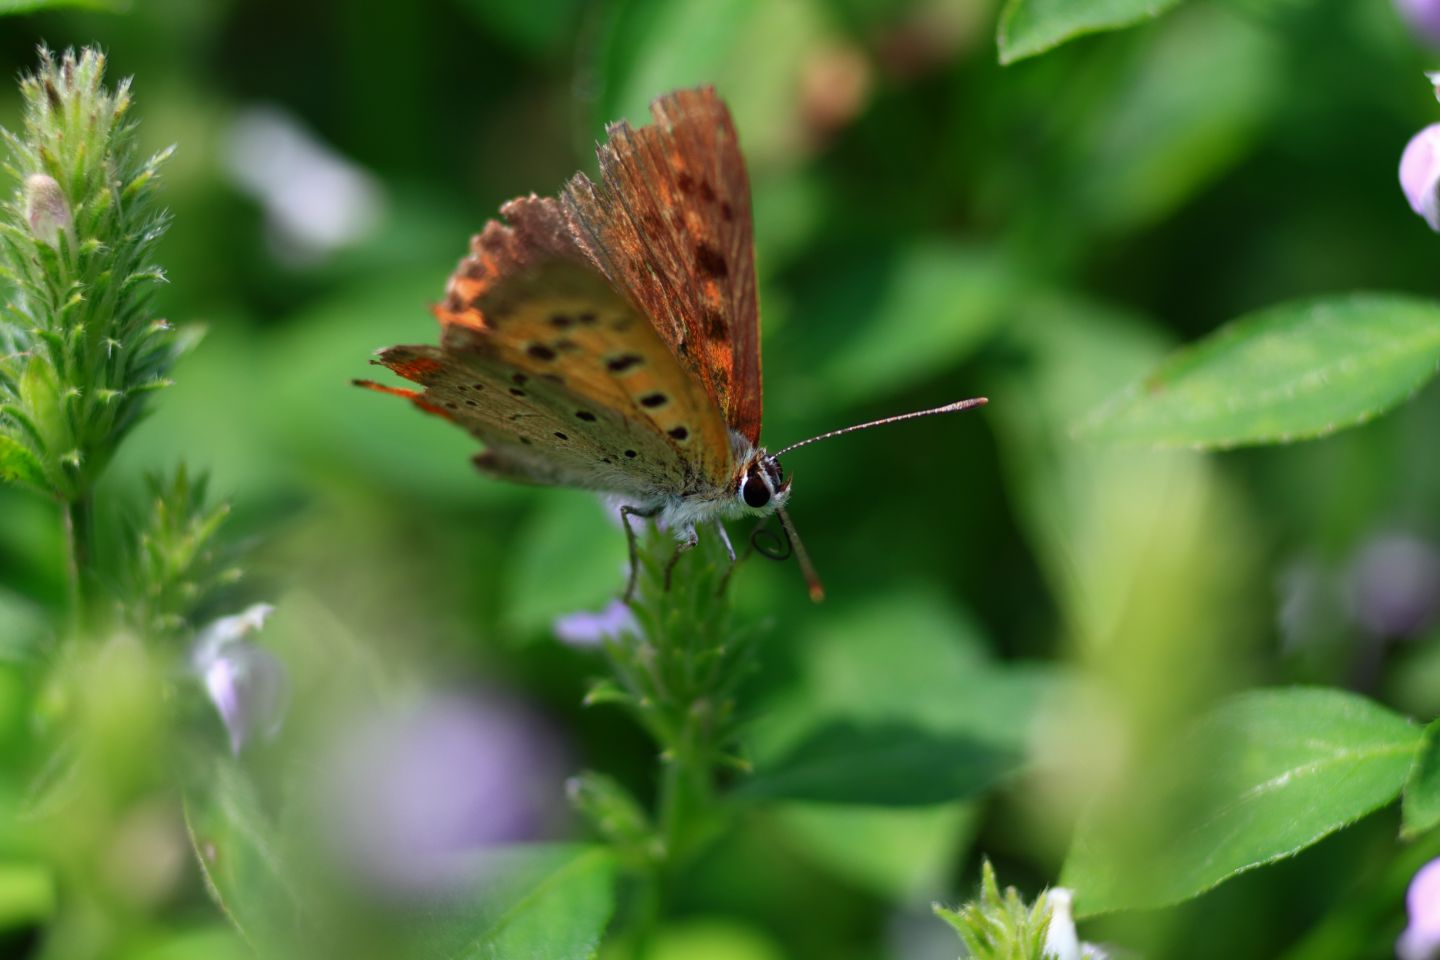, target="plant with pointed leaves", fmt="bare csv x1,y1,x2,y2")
120,466,246,643
558,523,758,943
934,861,1057,960
0,46,191,614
